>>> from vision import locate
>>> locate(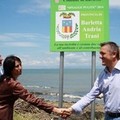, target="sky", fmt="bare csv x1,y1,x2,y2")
0,0,120,69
